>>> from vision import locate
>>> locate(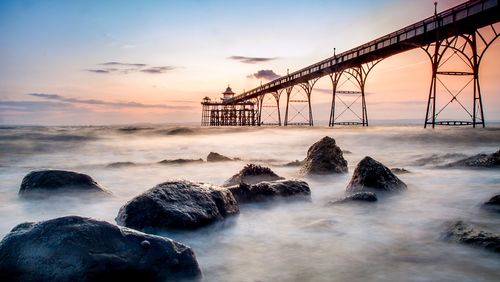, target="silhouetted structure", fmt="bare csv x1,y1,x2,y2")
201,87,257,126
202,0,499,128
